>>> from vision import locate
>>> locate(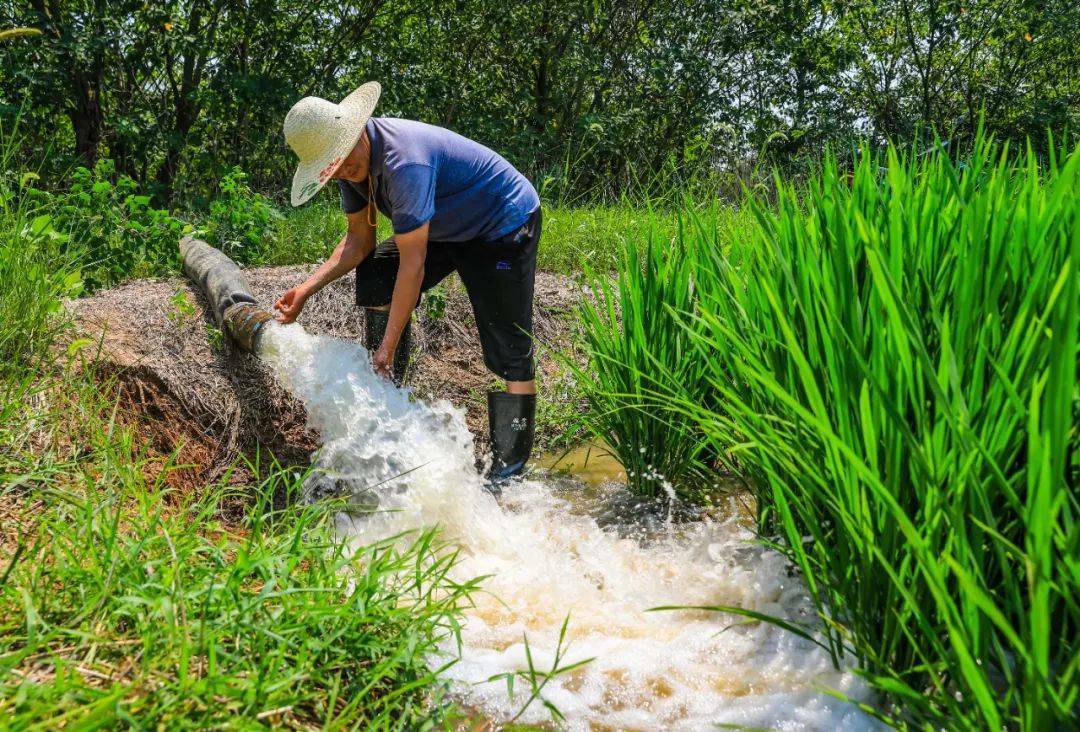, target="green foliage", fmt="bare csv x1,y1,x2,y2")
0,211,80,372
27,158,189,291
265,200,354,265
602,133,1079,727
536,202,676,275
201,167,283,262
0,136,82,372
486,615,594,725
0,399,475,727
205,323,224,350
422,281,448,321
4,1,1076,204
166,287,195,324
